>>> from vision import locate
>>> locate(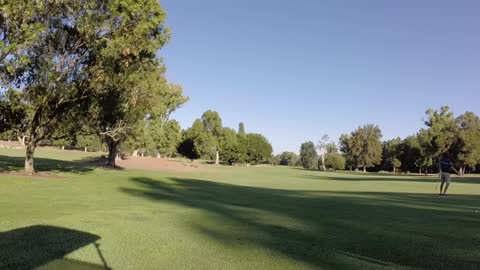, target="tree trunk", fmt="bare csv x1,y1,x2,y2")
61,146,64,151
215,150,219,165
157,153,161,159
84,147,87,152
321,154,326,171
459,166,465,176
132,150,138,157
141,152,144,157
18,136,25,146
106,139,117,167
25,139,36,175
419,167,422,174
392,167,395,174
363,166,366,173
